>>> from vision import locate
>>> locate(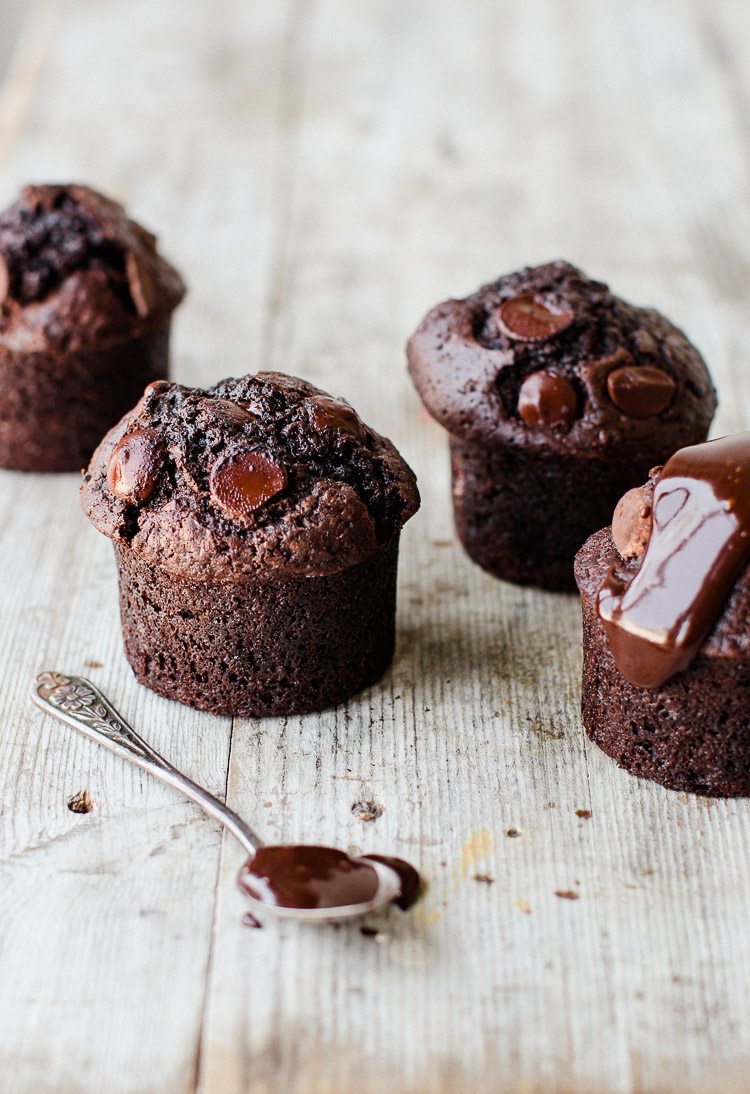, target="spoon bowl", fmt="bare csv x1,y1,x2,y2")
239,852,404,922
